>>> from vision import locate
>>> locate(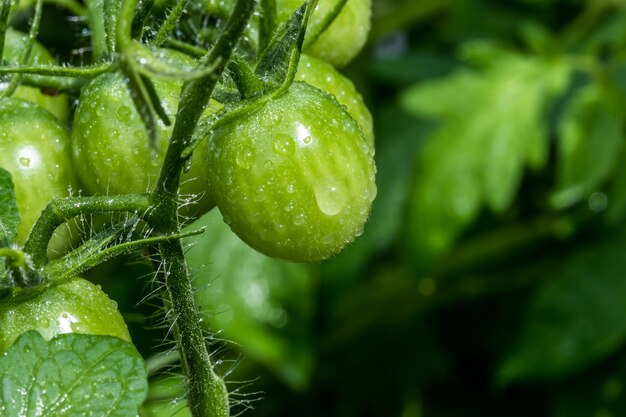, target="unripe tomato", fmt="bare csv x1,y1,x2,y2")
296,54,373,145
0,98,77,256
277,0,372,67
0,276,131,353
2,28,69,122
71,51,219,218
206,81,376,262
